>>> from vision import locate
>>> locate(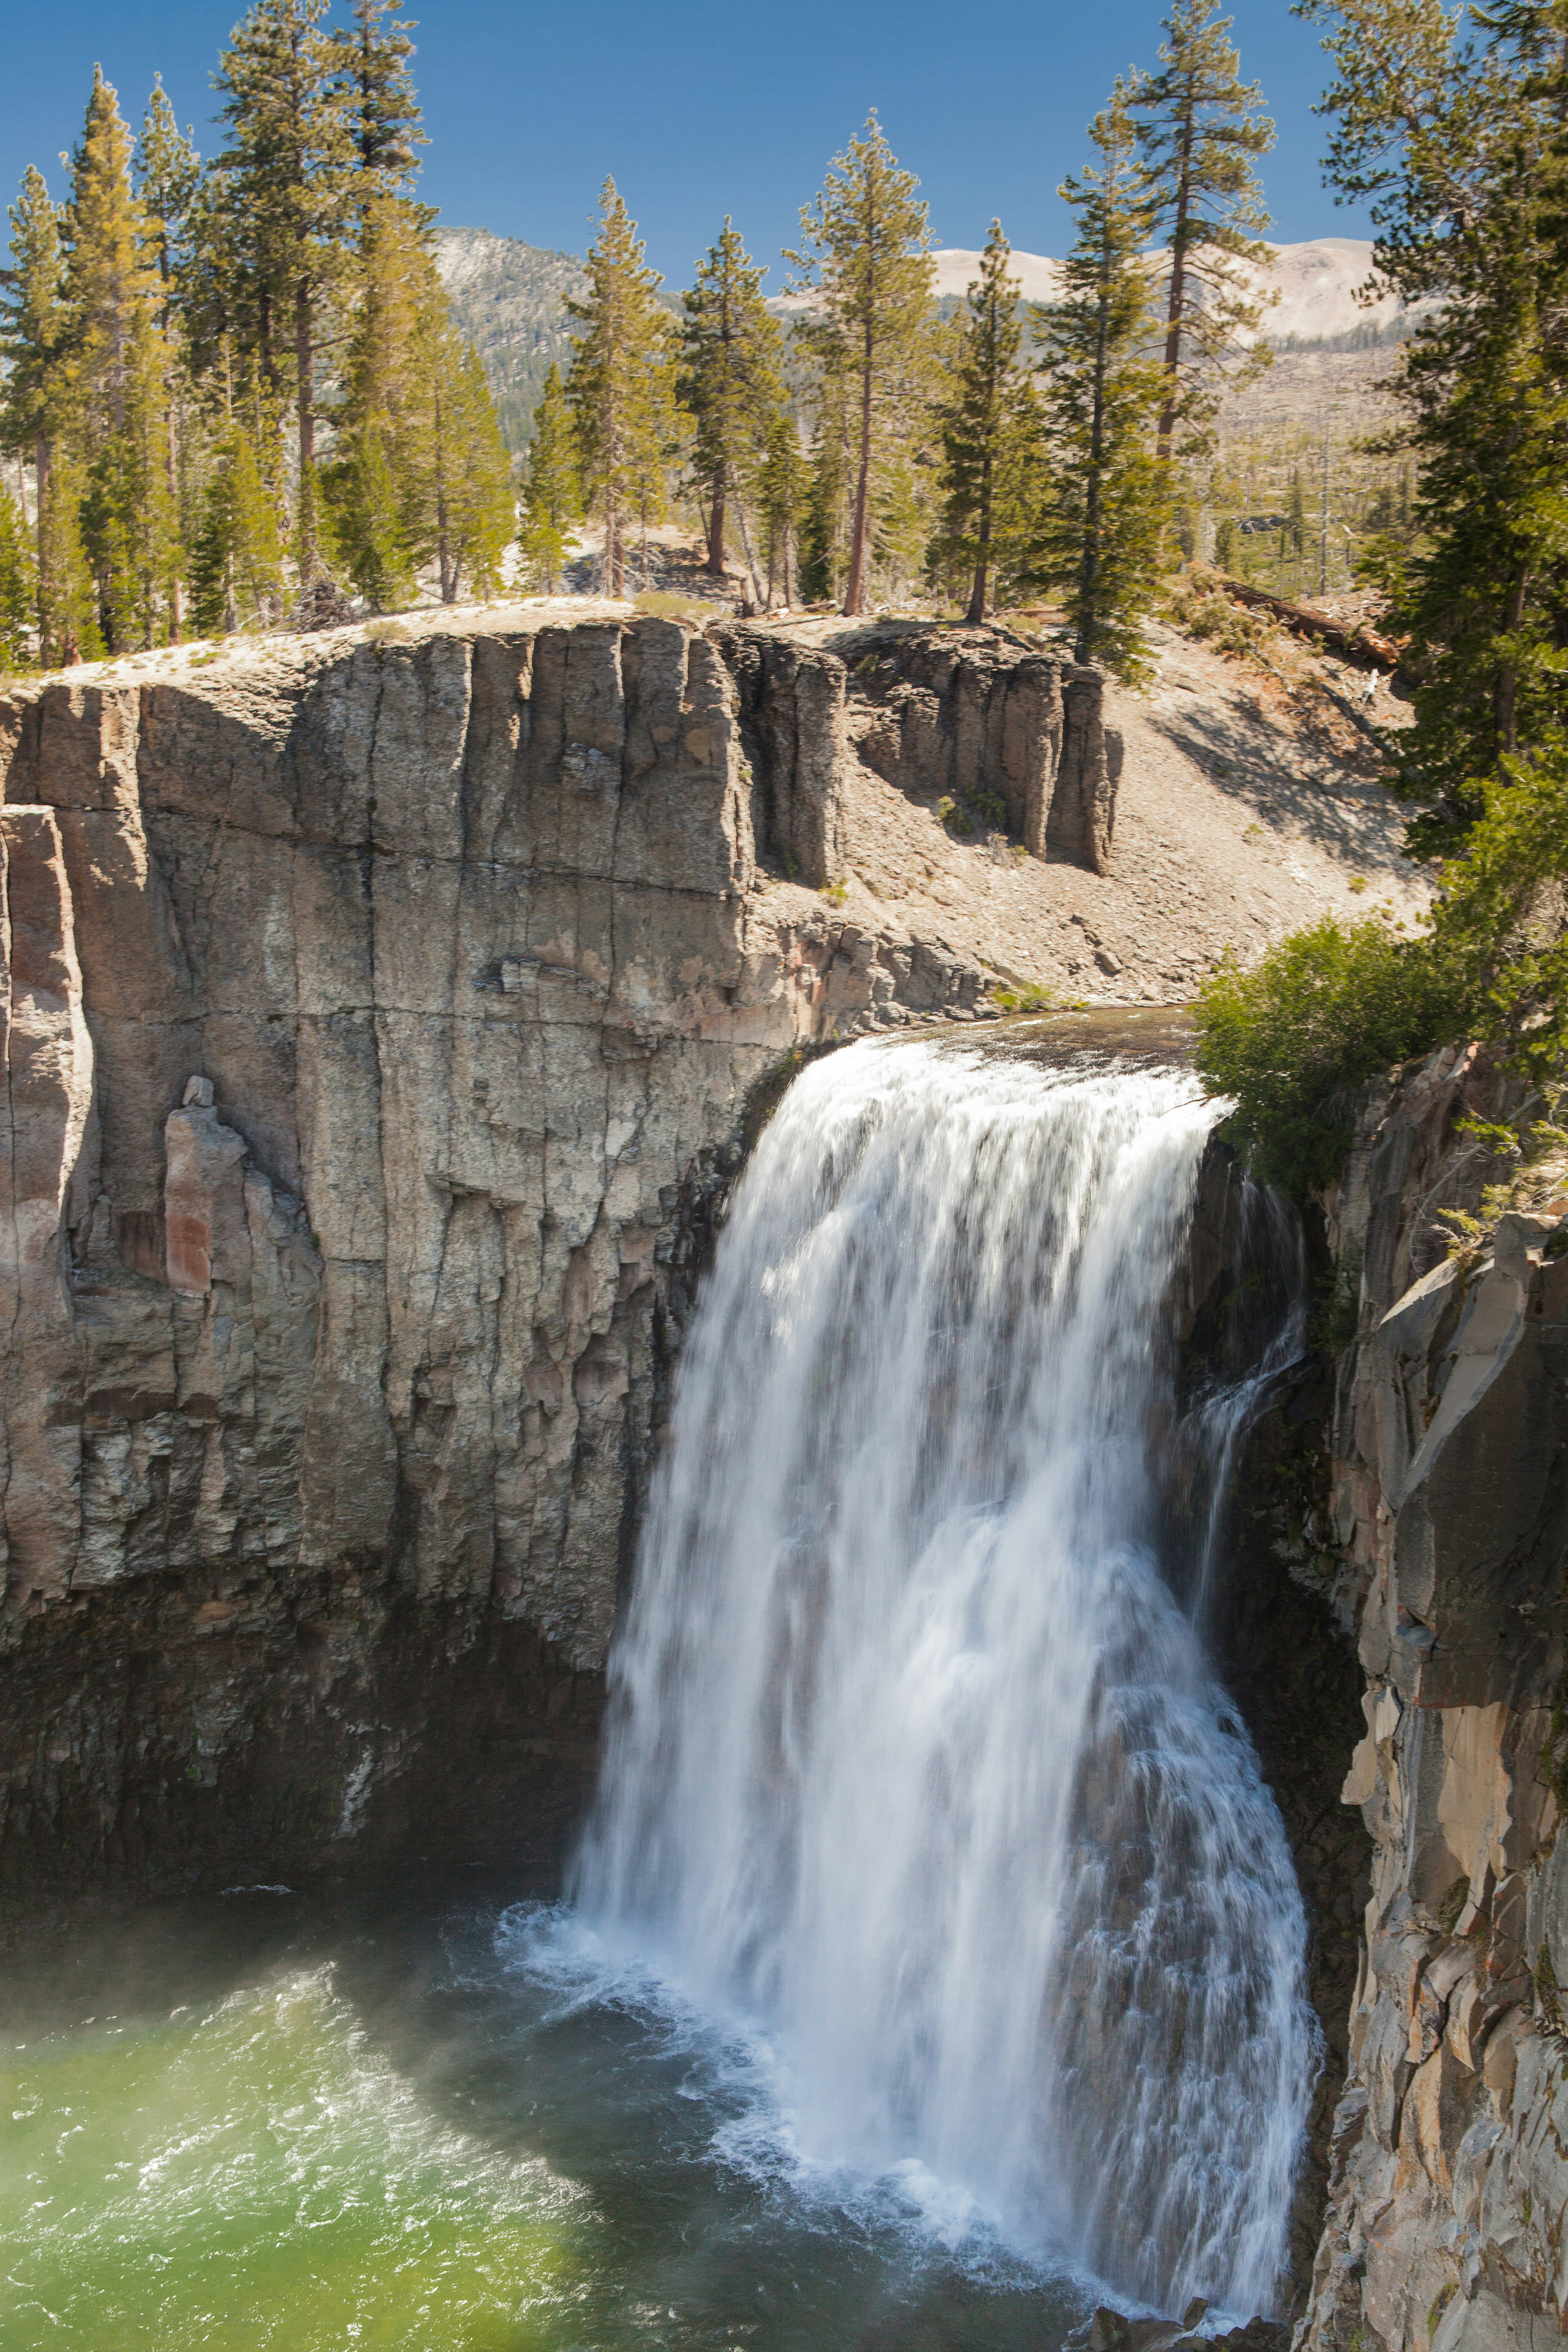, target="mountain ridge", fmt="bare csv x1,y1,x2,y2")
434,223,1405,448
